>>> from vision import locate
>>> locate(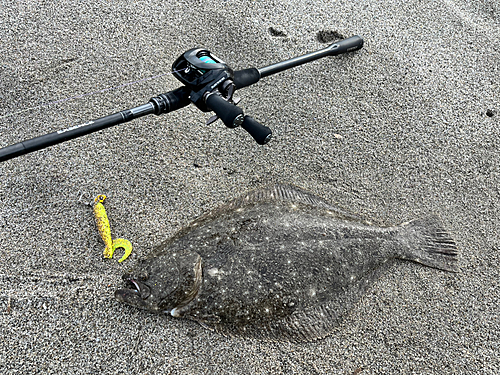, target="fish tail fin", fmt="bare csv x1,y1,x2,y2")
396,216,459,272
